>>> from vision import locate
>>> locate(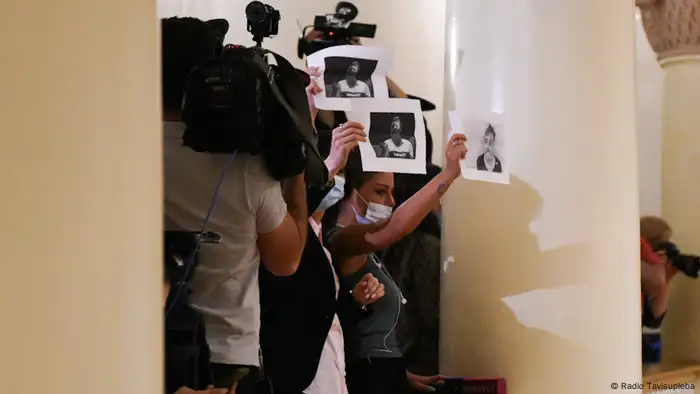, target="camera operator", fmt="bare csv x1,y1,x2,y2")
161,15,308,392
640,216,700,370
